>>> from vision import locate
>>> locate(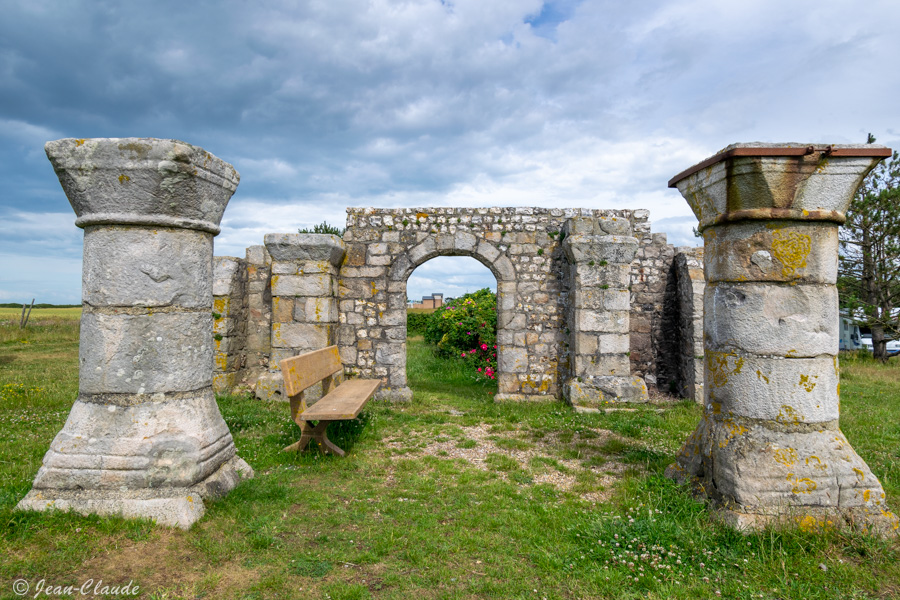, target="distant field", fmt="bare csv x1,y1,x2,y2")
407,307,437,314
0,307,81,323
